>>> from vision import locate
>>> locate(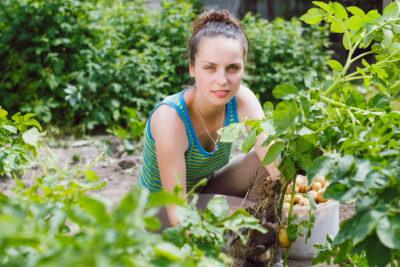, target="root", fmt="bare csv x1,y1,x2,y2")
226,175,282,266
